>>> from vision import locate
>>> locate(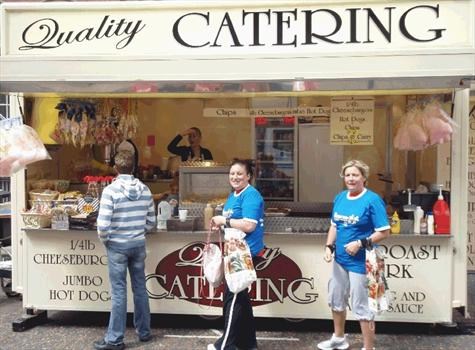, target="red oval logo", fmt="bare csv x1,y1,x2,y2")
146,241,303,307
